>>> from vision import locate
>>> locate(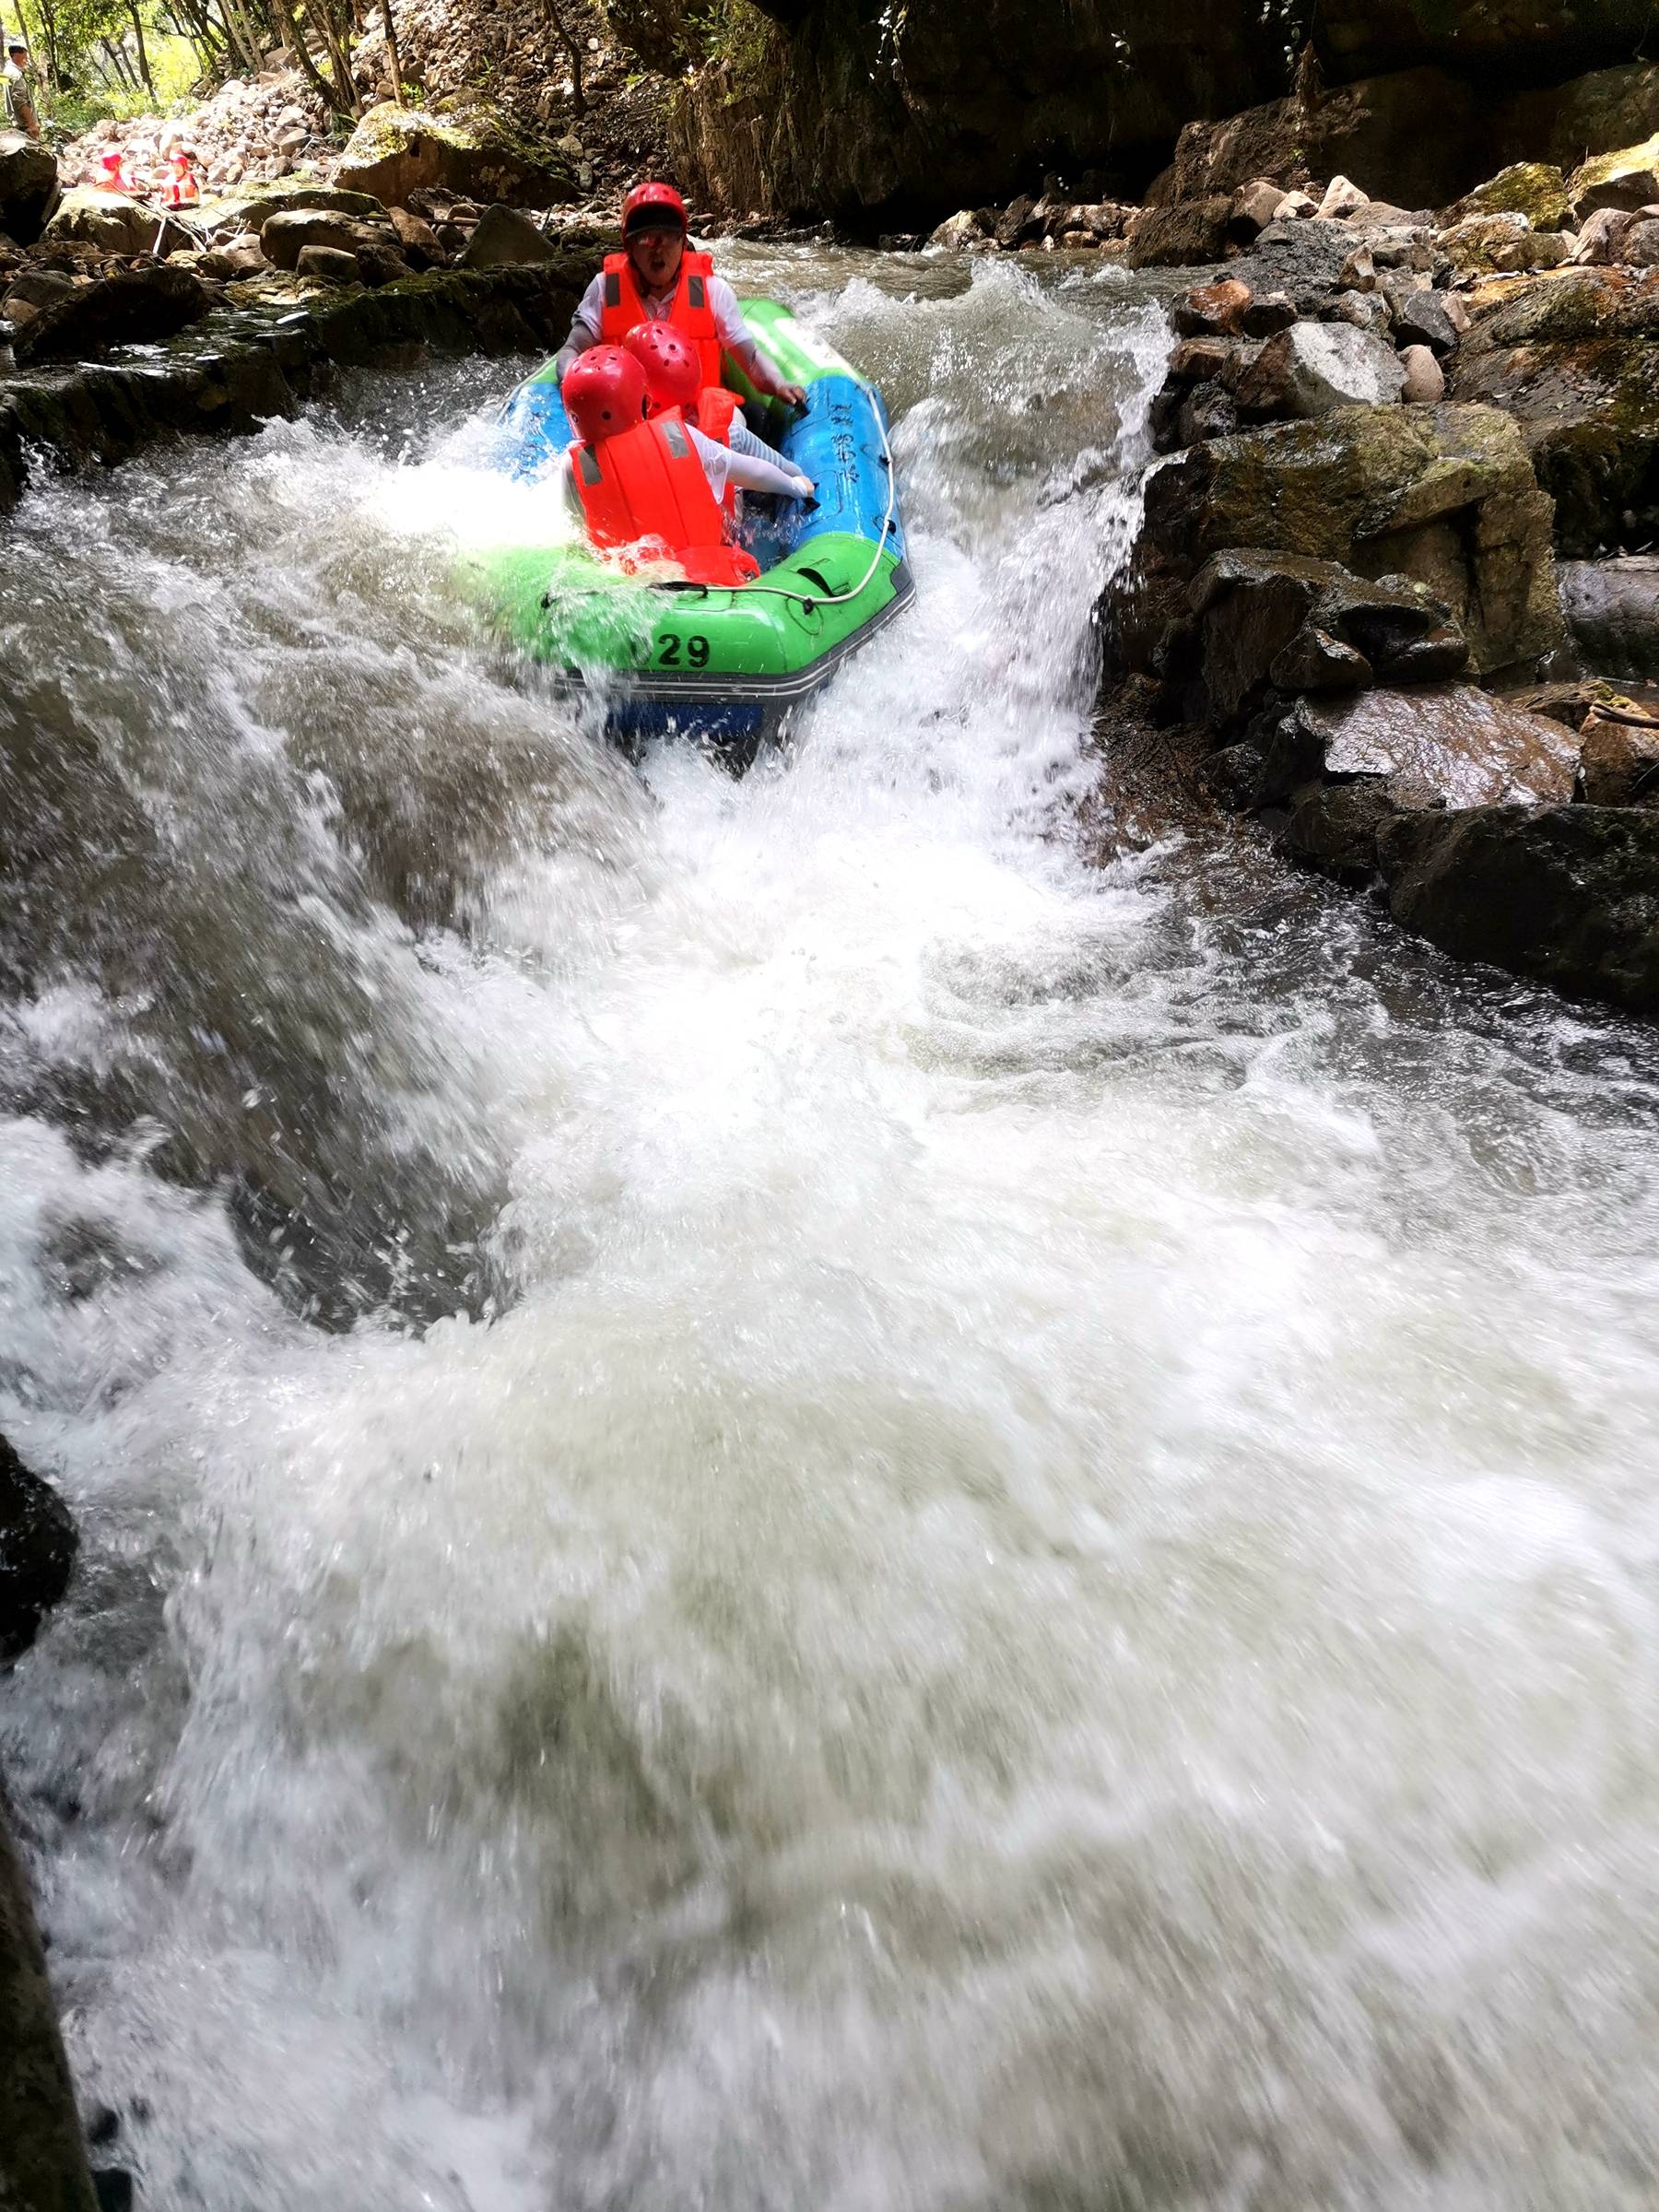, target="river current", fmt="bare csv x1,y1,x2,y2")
6,246,1659,2210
